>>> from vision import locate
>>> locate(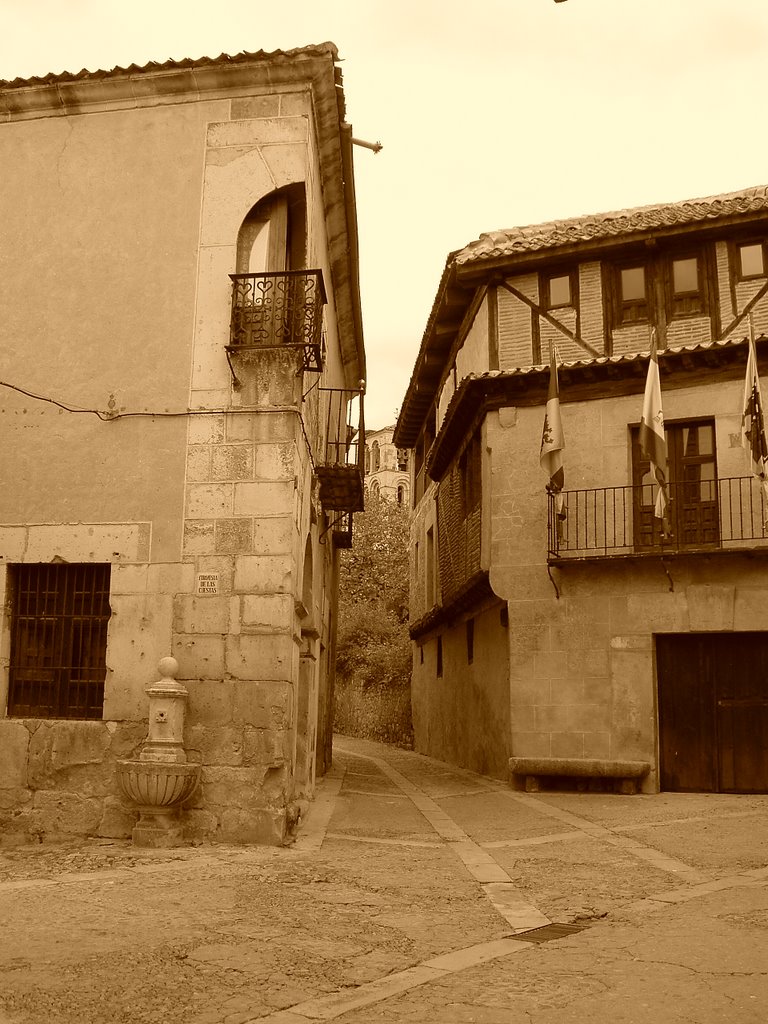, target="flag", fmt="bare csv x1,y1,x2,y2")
540,345,565,520
639,330,669,521
741,321,768,517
